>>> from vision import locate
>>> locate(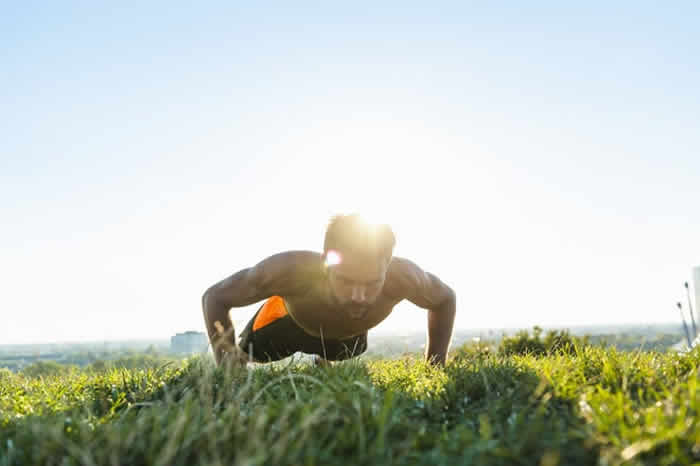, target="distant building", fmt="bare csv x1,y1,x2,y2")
170,331,208,354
